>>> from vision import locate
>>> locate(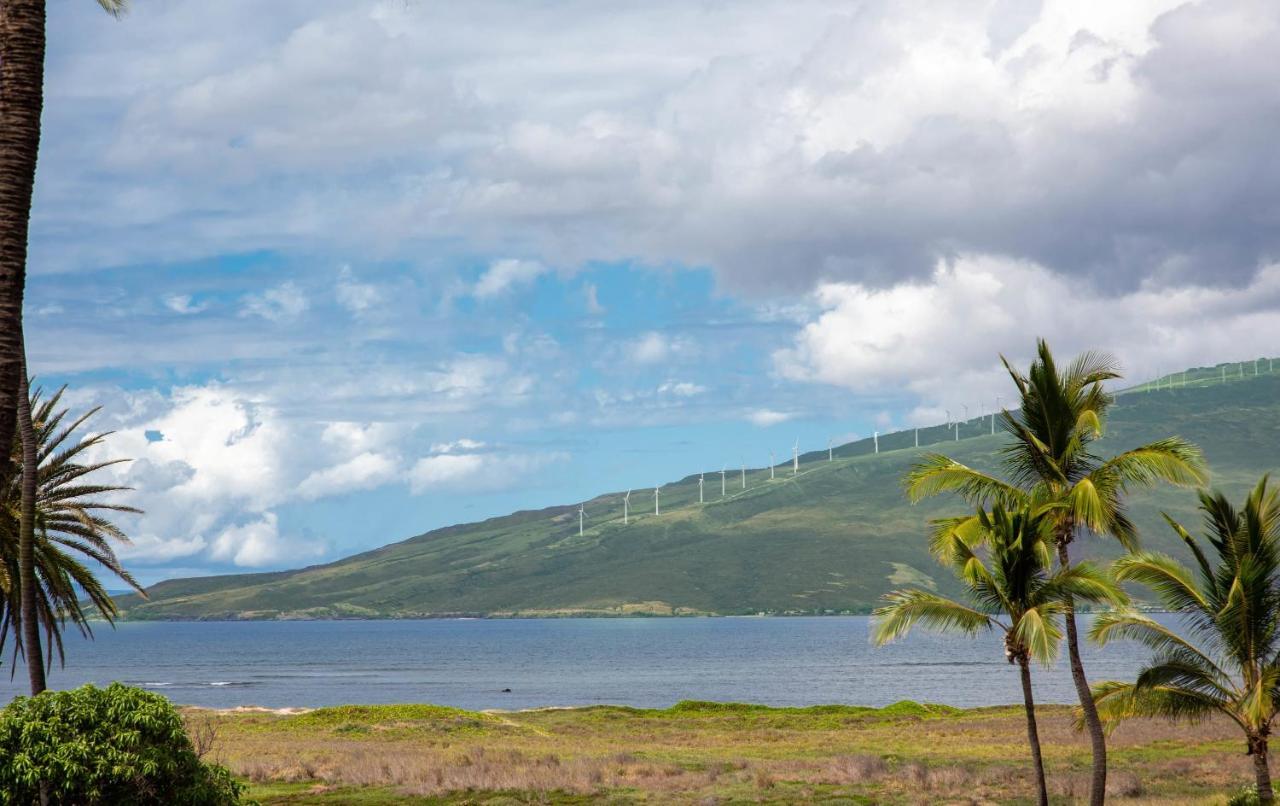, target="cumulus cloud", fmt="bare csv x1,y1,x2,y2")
240,281,308,322
657,381,705,397
297,451,399,500
409,446,565,493
775,256,1280,413
210,513,324,568
747,409,793,427
473,259,547,299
